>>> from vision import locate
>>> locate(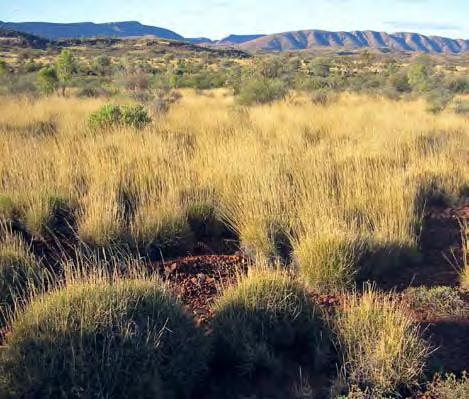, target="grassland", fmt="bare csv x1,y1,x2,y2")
0,39,468,398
